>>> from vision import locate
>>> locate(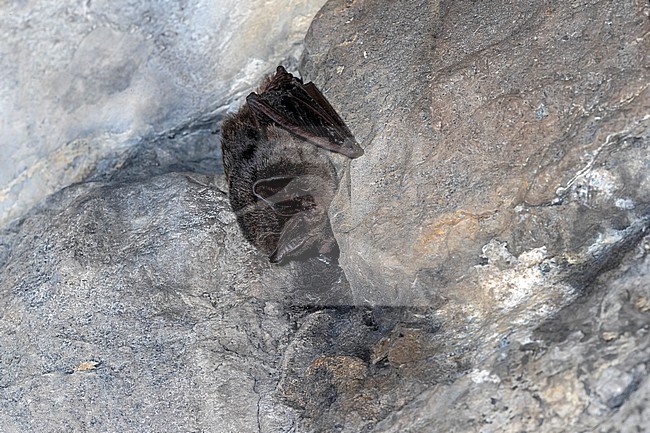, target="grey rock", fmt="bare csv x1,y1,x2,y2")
289,0,650,430
0,172,301,432
371,234,650,433
301,0,649,308
2,0,649,432
0,0,327,227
